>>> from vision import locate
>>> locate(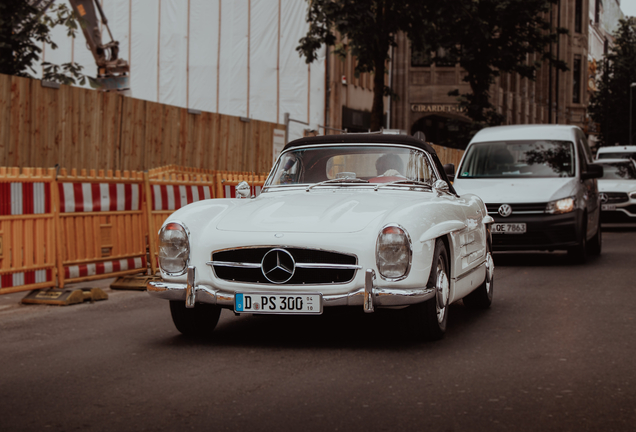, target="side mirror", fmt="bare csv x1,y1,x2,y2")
433,179,450,195
236,181,251,198
443,163,455,182
581,163,603,180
